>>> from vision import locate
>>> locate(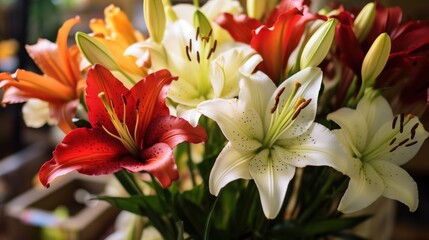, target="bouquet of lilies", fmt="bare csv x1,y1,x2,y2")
1,0,429,239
